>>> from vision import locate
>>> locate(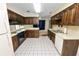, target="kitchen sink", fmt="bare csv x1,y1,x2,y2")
53,30,63,33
